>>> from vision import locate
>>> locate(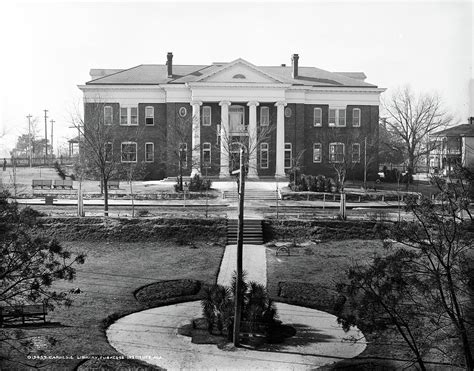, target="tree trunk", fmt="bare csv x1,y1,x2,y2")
130,179,134,218
103,178,109,217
